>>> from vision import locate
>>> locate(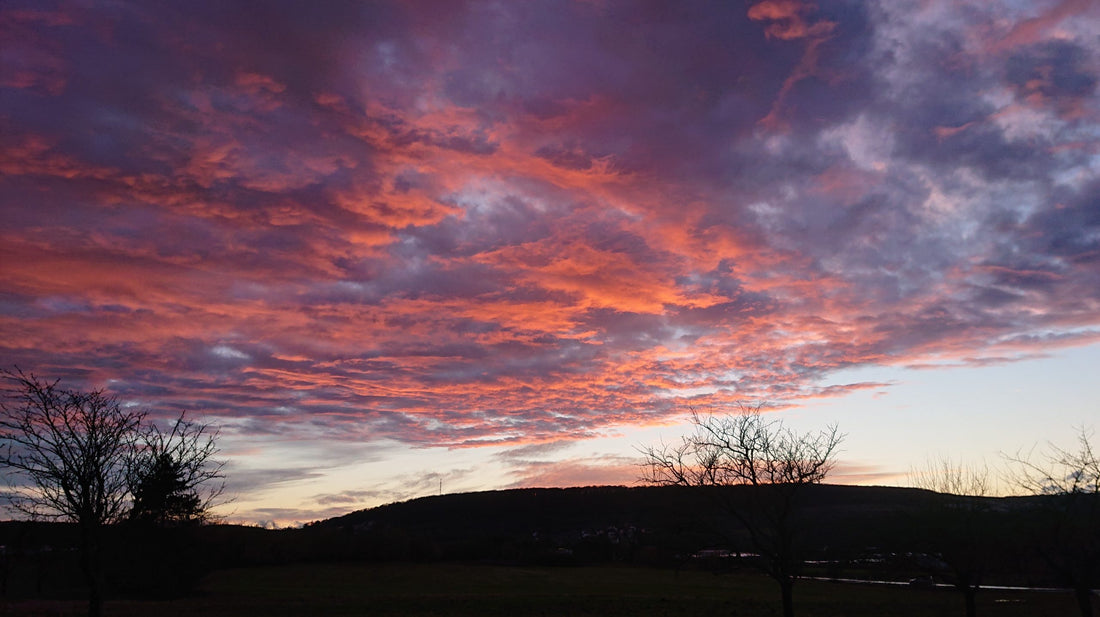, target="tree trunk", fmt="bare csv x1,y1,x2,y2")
778,576,795,617
87,582,103,617
78,524,104,617
964,586,977,617
1074,585,1094,617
